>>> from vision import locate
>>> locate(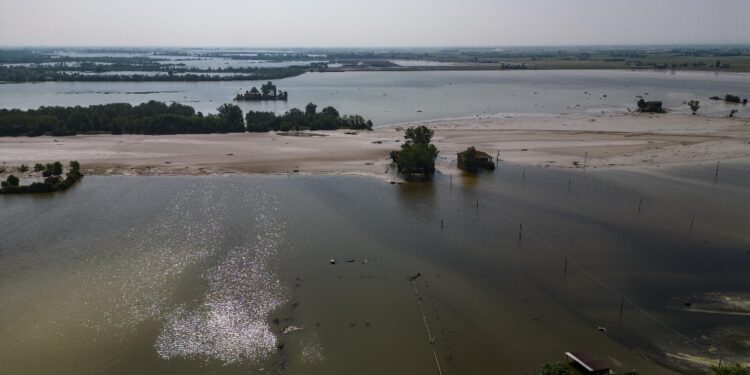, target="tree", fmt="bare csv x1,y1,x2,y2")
538,362,571,375
4,175,20,187
392,126,439,176
305,102,317,116
34,163,45,172
321,106,340,118
688,100,700,115
710,364,748,375
50,161,63,176
217,103,245,132
404,125,434,145
18,164,29,172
